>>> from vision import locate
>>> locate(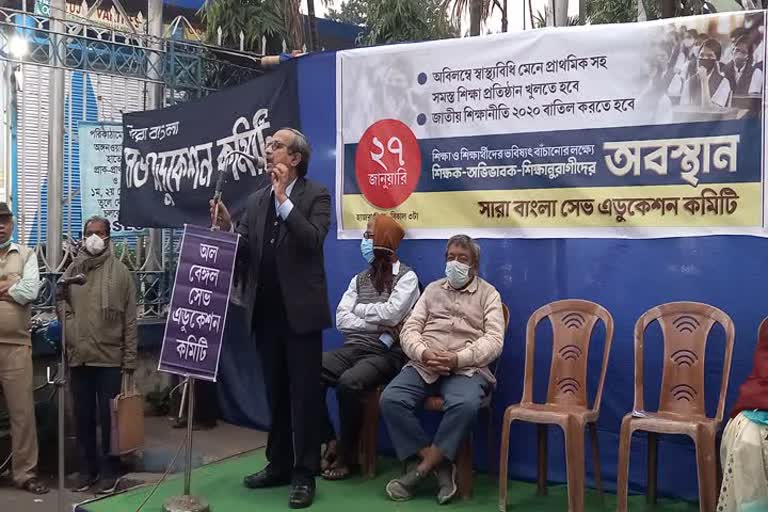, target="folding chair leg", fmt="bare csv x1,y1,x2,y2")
588,422,603,499
537,424,548,497
456,437,474,499
616,416,633,512
498,411,514,512
563,417,585,512
647,432,658,505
